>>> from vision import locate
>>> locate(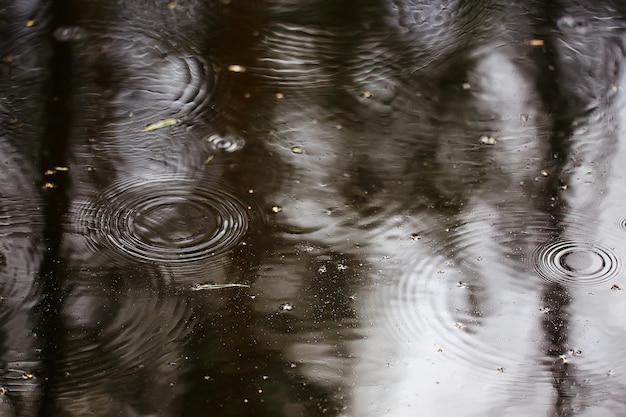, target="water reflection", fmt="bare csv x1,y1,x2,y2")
2,0,626,416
